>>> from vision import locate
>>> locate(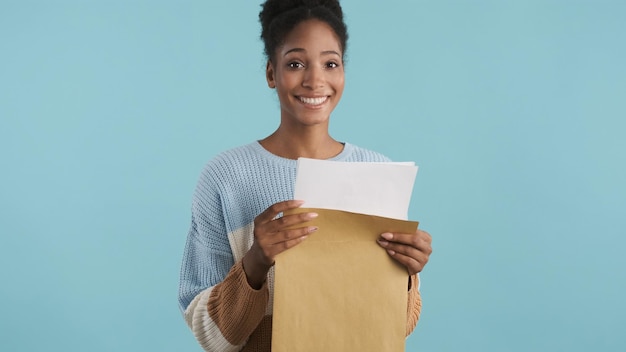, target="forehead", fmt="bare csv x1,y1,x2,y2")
280,19,342,55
